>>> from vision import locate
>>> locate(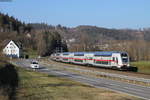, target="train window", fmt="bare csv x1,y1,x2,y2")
121,53,128,62
94,55,110,57
116,58,118,64
63,58,68,61
122,58,128,62
94,55,101,57
95,61,108,65
74,54,84,56
88,57,93,60
74,59,83,62
102,61,108,65
63,54,69,55
95,61,102,64
121,53,127,57
113,57,115,61
108,61,111,65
